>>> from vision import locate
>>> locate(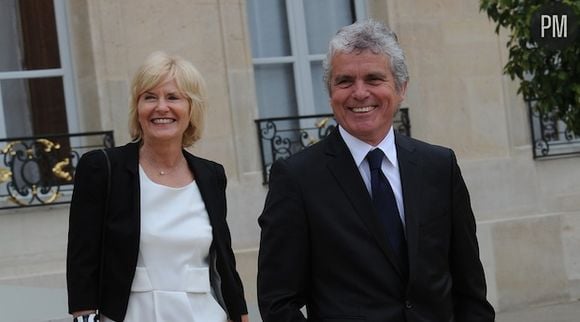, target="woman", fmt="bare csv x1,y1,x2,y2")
67,52,248,322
